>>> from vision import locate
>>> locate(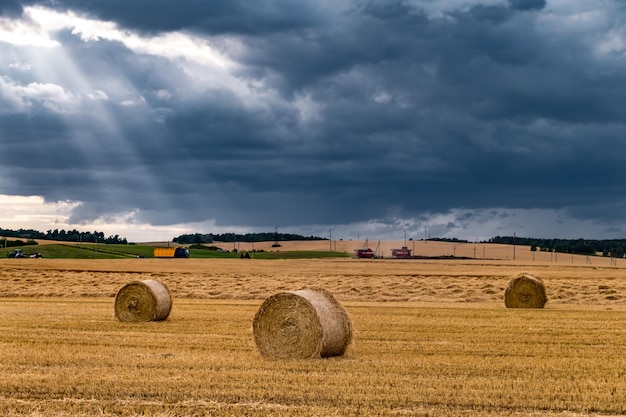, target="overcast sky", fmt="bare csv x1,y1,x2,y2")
1,0,625,242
